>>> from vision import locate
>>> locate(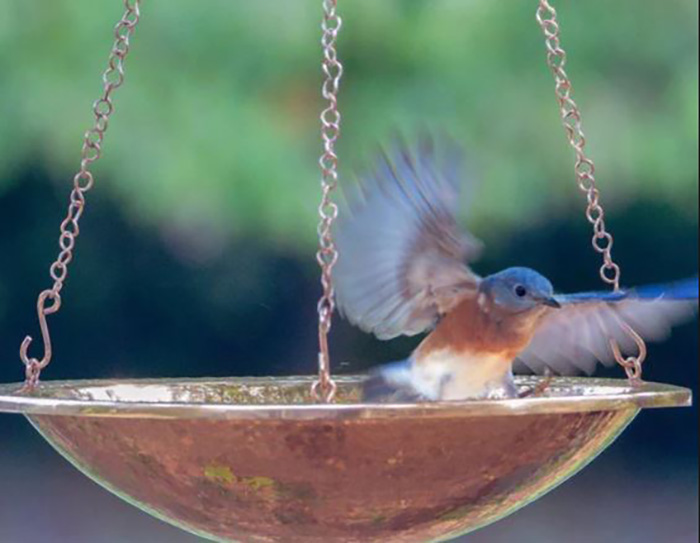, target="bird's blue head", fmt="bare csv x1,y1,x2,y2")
481,267,560,314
